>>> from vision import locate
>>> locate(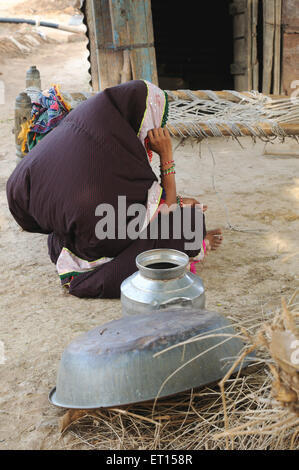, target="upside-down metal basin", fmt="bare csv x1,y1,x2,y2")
49,309,248,409
121,249,205,316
